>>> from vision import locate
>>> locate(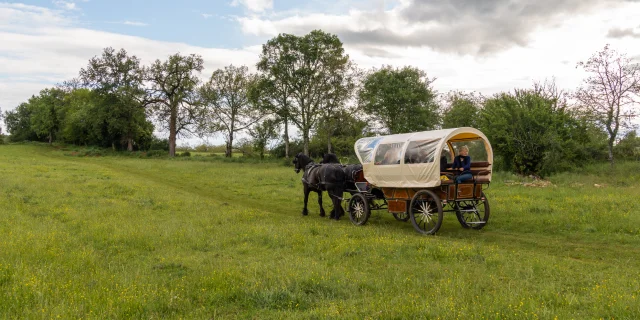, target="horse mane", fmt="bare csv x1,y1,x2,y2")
321,153,340,164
